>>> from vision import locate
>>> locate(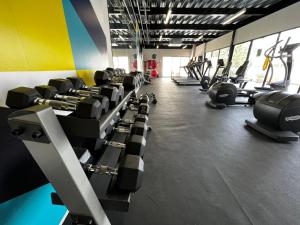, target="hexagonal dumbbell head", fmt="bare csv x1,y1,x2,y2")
135,114,149,123
123,76,138,91
138,103,150,115
35,85,58,99
125,135,146,156
99,86,119,109
117,154,144,192
75,97,102,120
130,121,147,137
48,79,74,94
139,95,149,104
94,70,110,86
67,77,85,89
6,87,42,109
